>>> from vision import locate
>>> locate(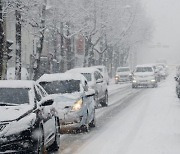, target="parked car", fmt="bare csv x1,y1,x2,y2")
92,65,109,85
6,67,30,80
115,67,132,84
0,80,60,153
67,67,108,107
132,64,158,88
37,73,96,132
